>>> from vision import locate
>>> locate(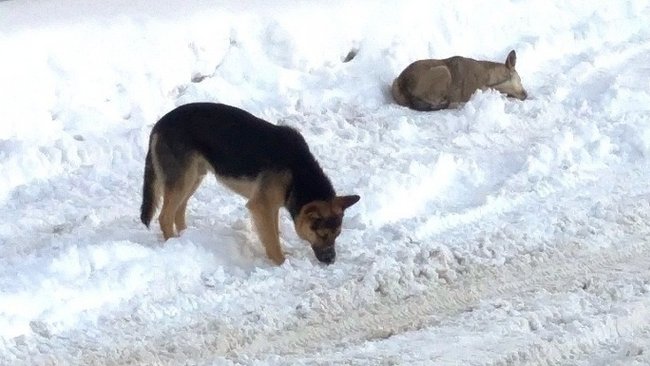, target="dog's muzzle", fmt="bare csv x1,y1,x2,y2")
313,246,336,264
